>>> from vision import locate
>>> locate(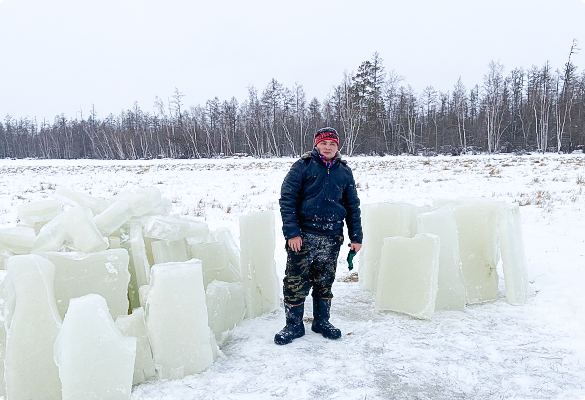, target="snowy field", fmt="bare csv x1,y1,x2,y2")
1,154,584,400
